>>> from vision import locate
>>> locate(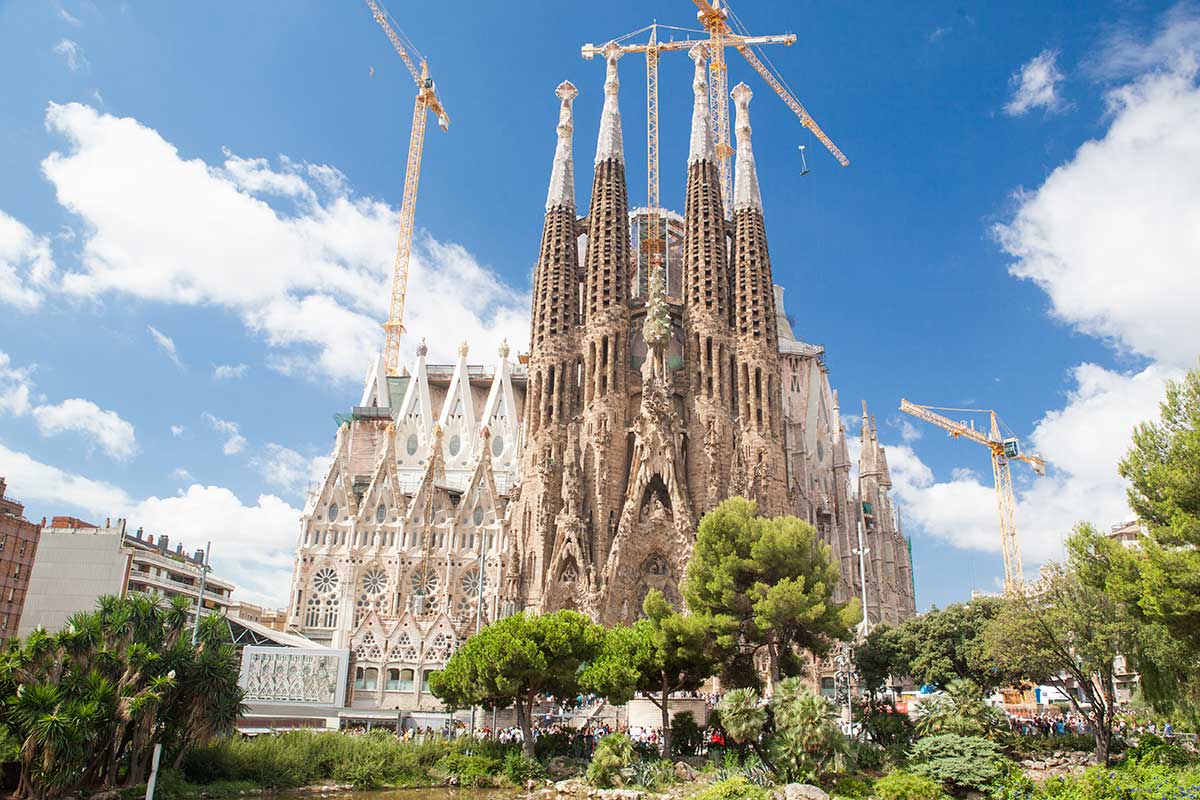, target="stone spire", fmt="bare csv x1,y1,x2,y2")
688,45,716,165
731,83,763,212
594,42,624,165
546,81,578,212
